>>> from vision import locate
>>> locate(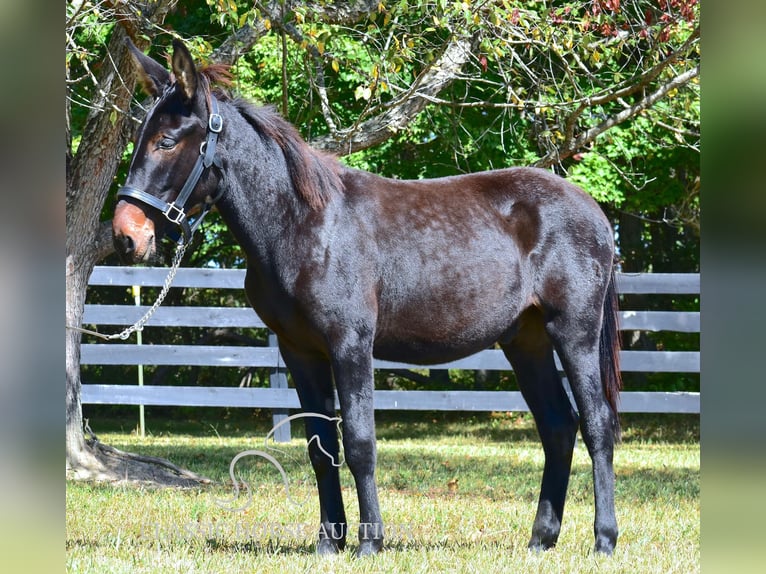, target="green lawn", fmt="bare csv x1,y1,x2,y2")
67,412,699,573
